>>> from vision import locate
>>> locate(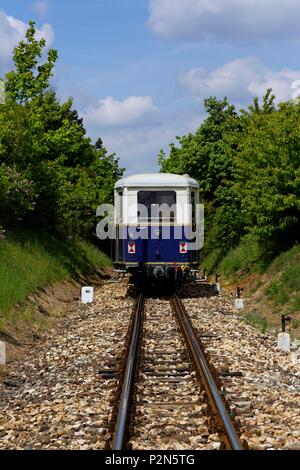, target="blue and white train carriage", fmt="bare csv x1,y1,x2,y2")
113,173,201,283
